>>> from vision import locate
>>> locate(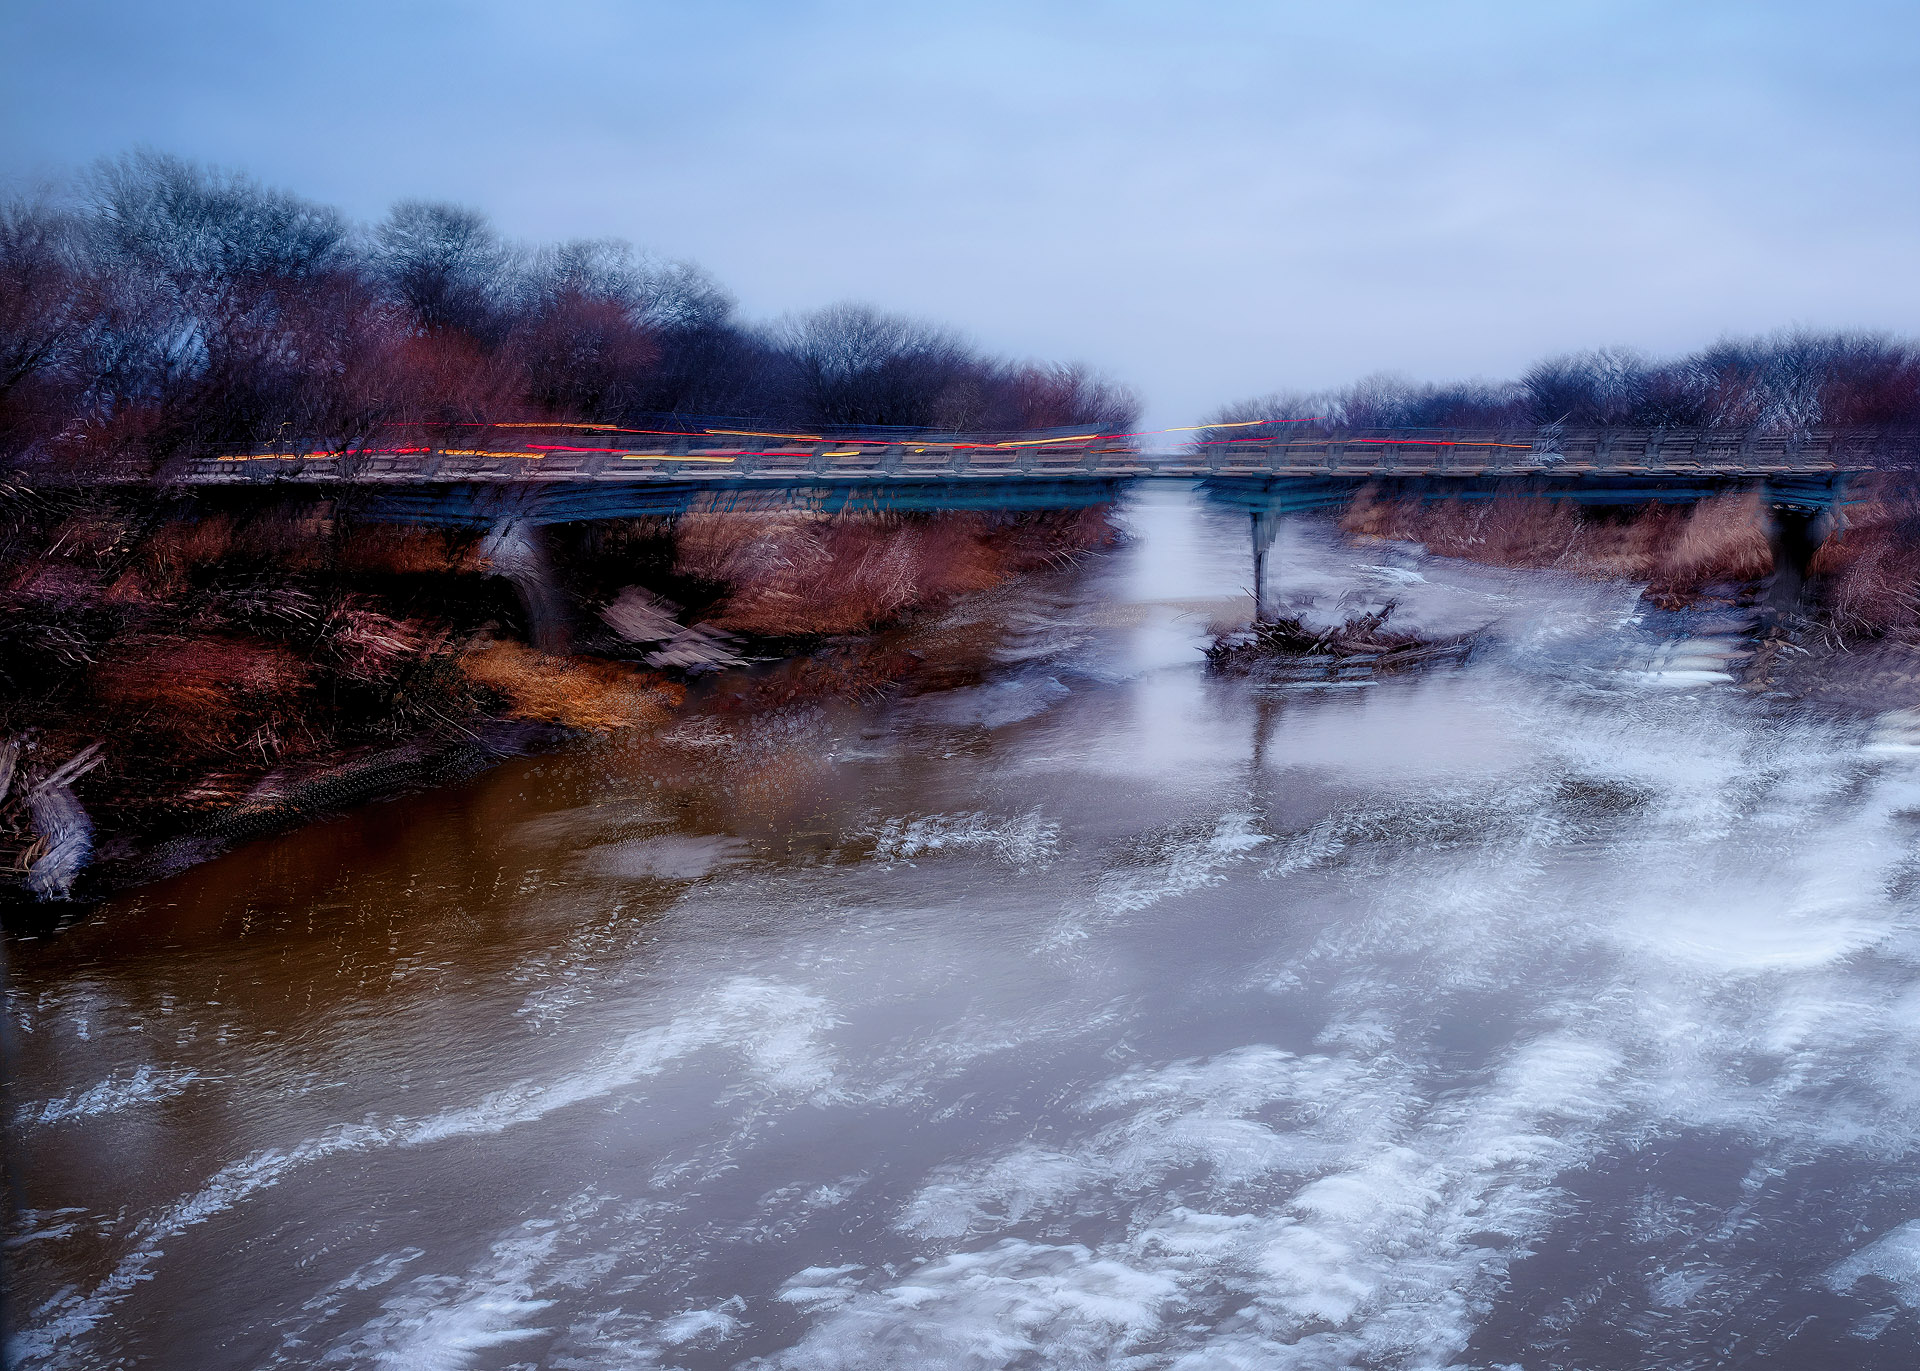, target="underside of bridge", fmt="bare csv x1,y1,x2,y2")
1196,473,1854,622
107,466,1859,643
349,477,1134,529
